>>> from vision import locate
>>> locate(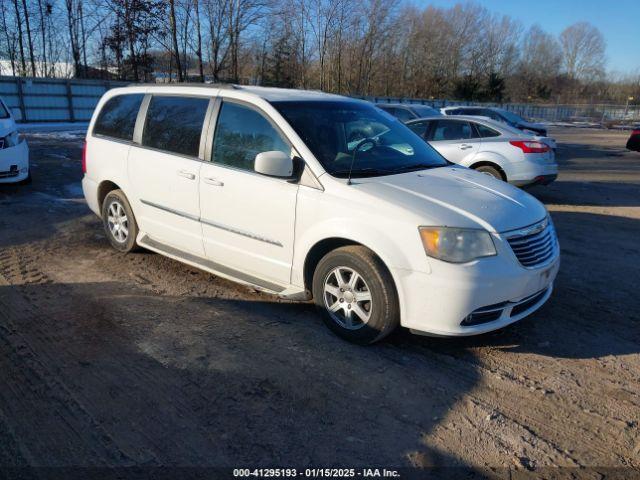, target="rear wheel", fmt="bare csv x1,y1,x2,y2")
474,164,504,181
101,189,140,253
312,246,399,344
